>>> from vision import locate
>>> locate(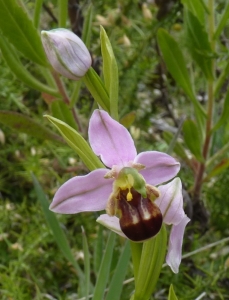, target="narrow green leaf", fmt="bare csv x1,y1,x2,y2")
0,34,59,97
92,232,116,300
212,90,229,133
163,131,189,161
33,0,43,28
51,100,78,130
105,241,131,300
58,0,68,28
82,227,91,300
134,225,167,300
207,140,229,168
32,174,84,279
82,5,93,48
0,0,48,66
214,60,229,96
100,26,119,120
130,242,143,280
70,81,82,108
120,112,136,128
168,284,178,300
205,158,229,181
157,29,206,119
184,10,213,80
181,0,207,24
44,115,104,171
83,67,110,113
214,2,229,40
183,119,204,162
0,111,63,144
93,225,104,274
